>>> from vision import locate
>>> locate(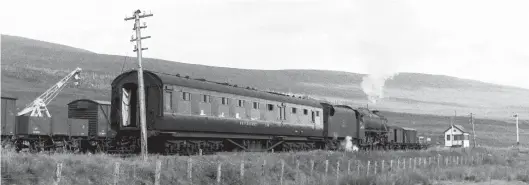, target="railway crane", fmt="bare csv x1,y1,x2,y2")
17,67,82,118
